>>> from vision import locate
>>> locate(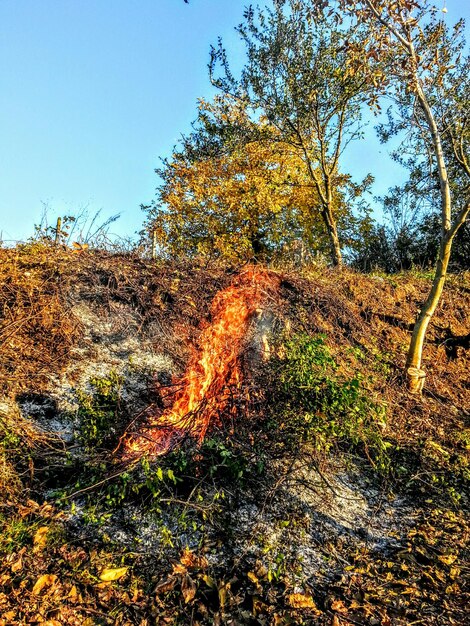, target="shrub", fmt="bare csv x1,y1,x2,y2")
269,333,389,470
76,371,124,450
